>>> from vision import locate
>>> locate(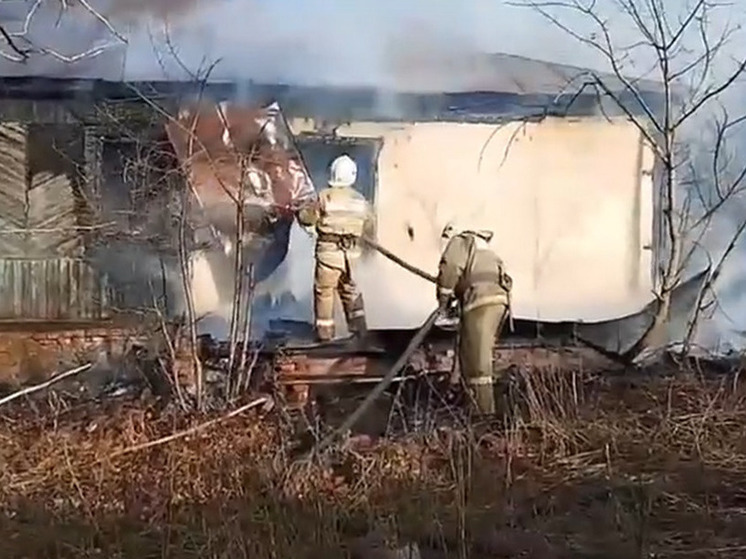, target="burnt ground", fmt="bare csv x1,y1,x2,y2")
1,363,746,558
